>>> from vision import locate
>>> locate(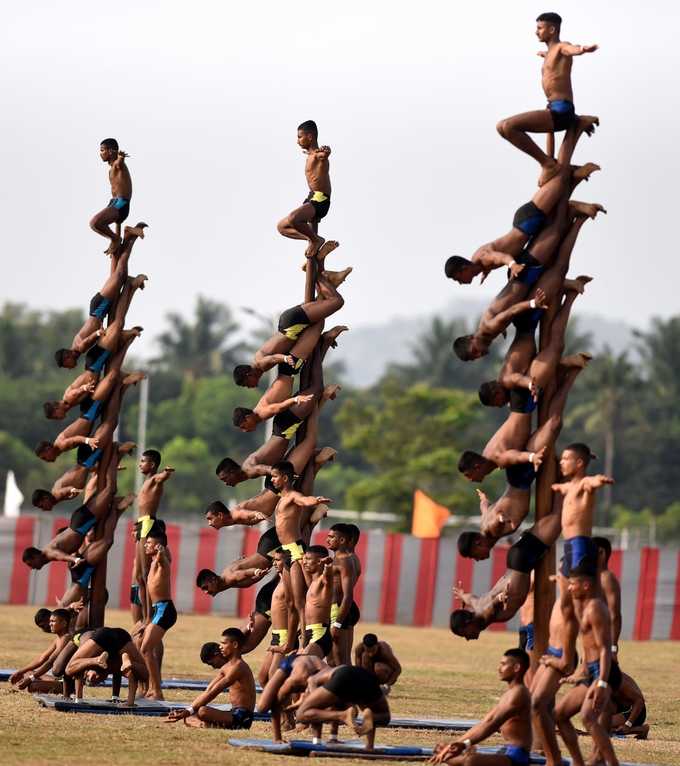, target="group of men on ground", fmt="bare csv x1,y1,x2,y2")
437,14,646,766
